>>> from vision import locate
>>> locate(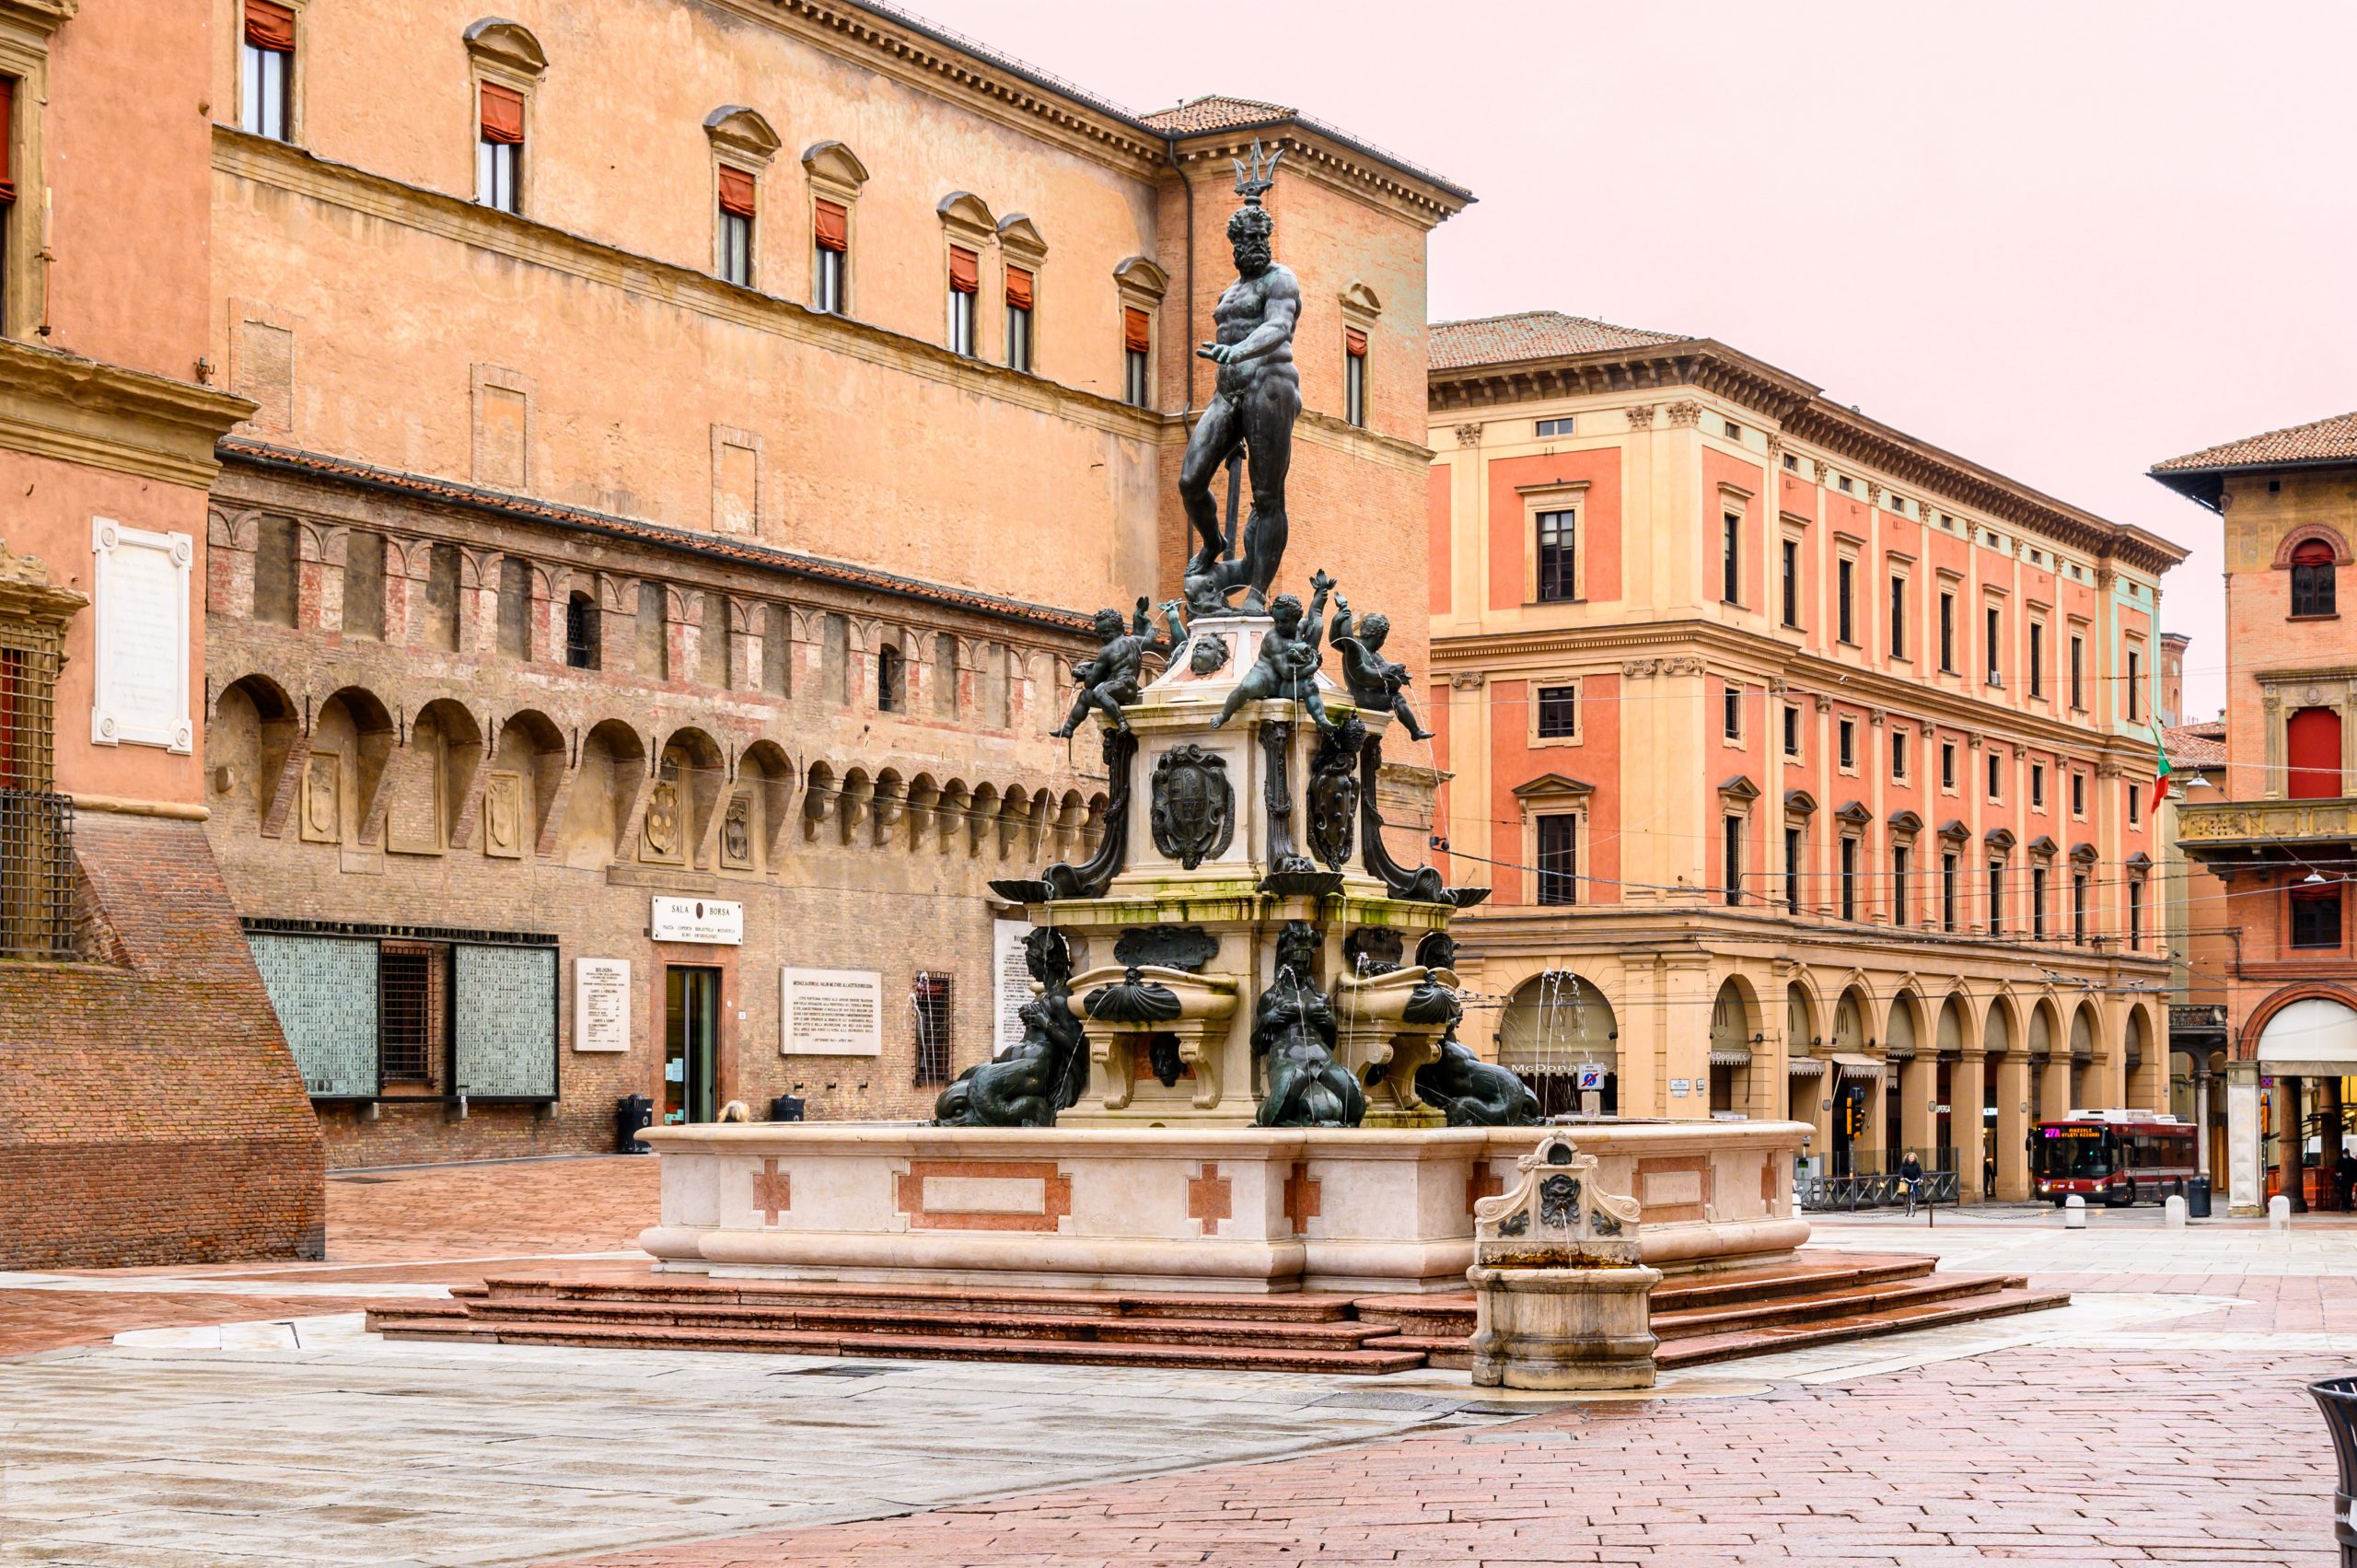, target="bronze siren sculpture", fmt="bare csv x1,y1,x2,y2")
1180,140,1303,618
